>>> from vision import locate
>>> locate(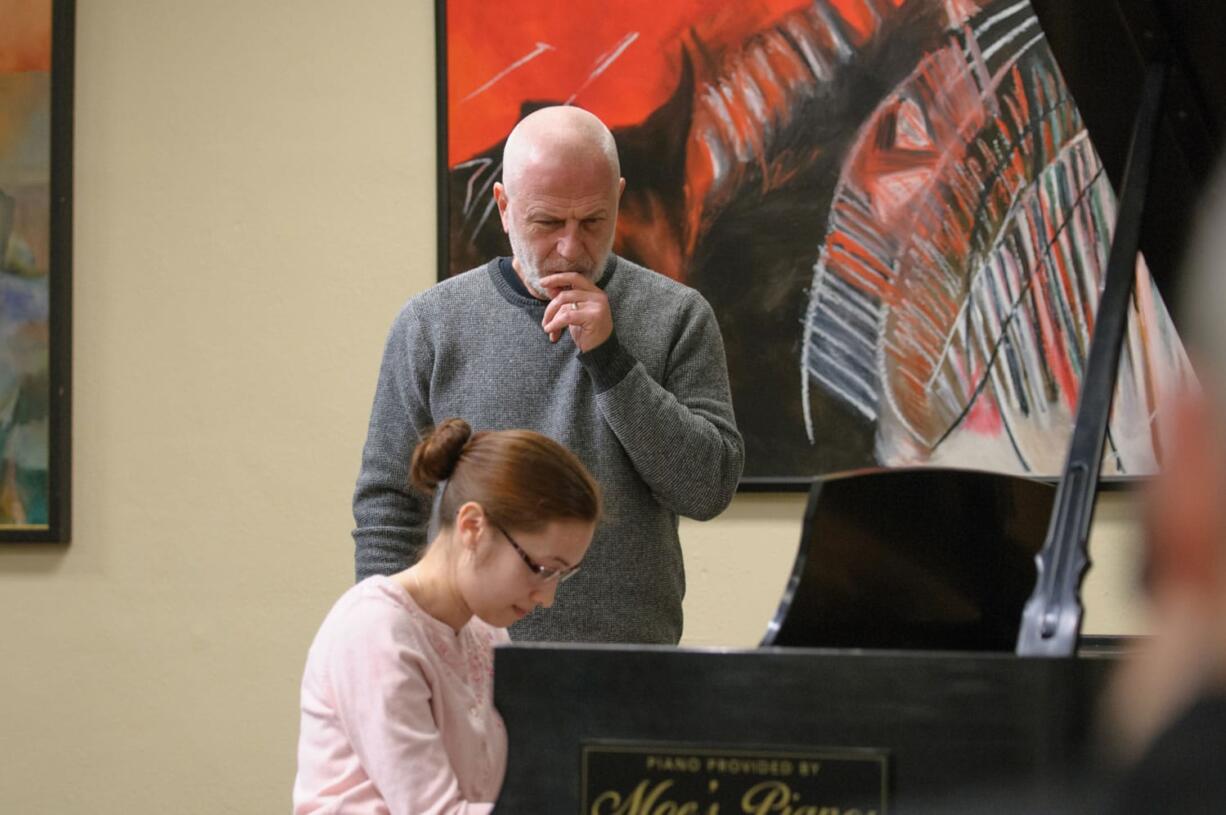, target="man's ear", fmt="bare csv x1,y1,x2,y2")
493,182,511,233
